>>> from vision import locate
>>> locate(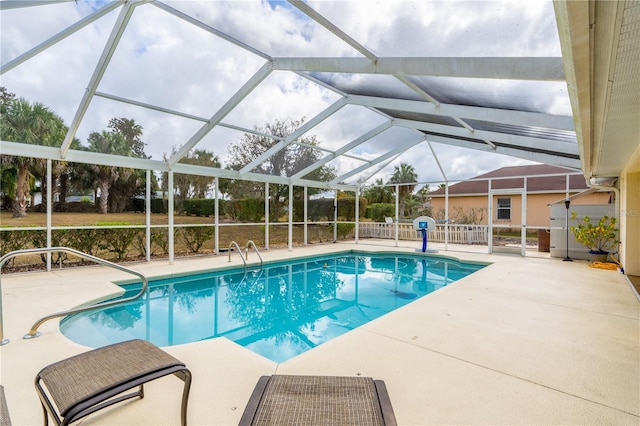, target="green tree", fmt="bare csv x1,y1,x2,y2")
226,118,336,220
108,117,146,158
388,162,418,219
105,118,149,212
0,94,67,217
176,148,221,198
362,178,393,204
161,148,221,213
86,131,132,214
